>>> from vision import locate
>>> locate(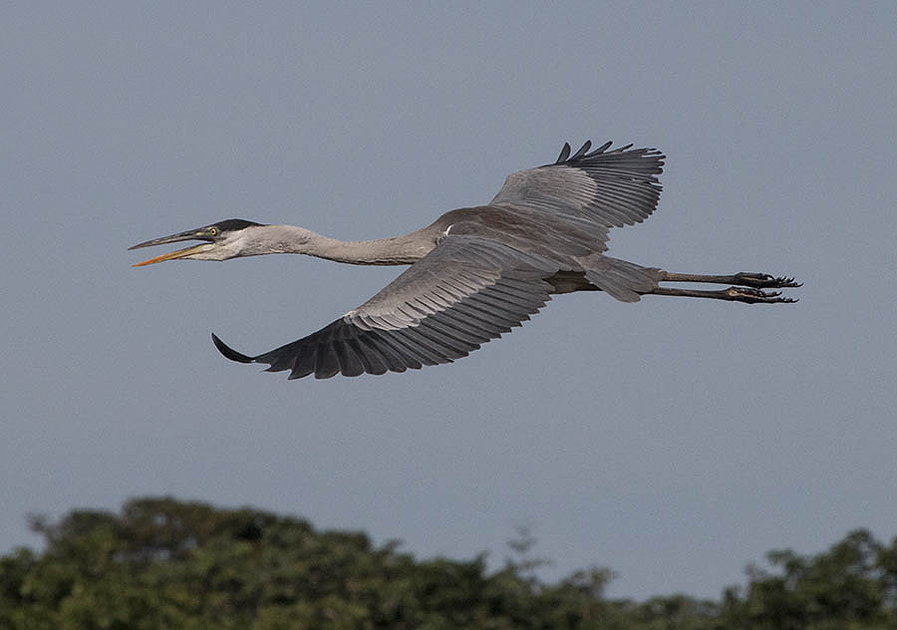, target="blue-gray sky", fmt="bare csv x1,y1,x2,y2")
3,2,896,599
